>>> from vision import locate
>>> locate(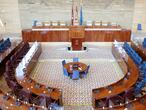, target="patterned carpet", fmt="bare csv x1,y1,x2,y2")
30,43,124,110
